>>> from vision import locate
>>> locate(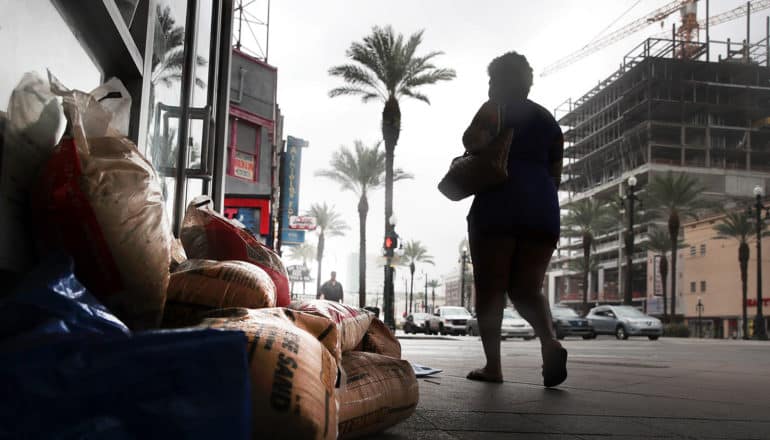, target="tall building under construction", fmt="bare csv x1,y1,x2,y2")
546,33,770,314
